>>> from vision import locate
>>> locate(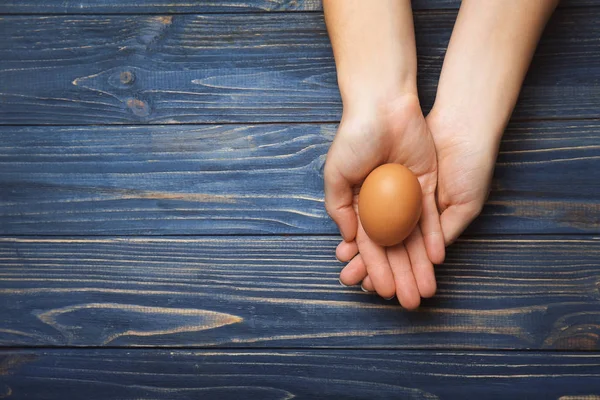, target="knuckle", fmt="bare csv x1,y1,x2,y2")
324,199,337,218
323,154,337,179
468,202,485,220
355,236,369,248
